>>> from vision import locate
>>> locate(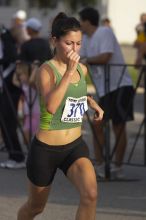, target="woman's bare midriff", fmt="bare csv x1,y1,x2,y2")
36,126,82,146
